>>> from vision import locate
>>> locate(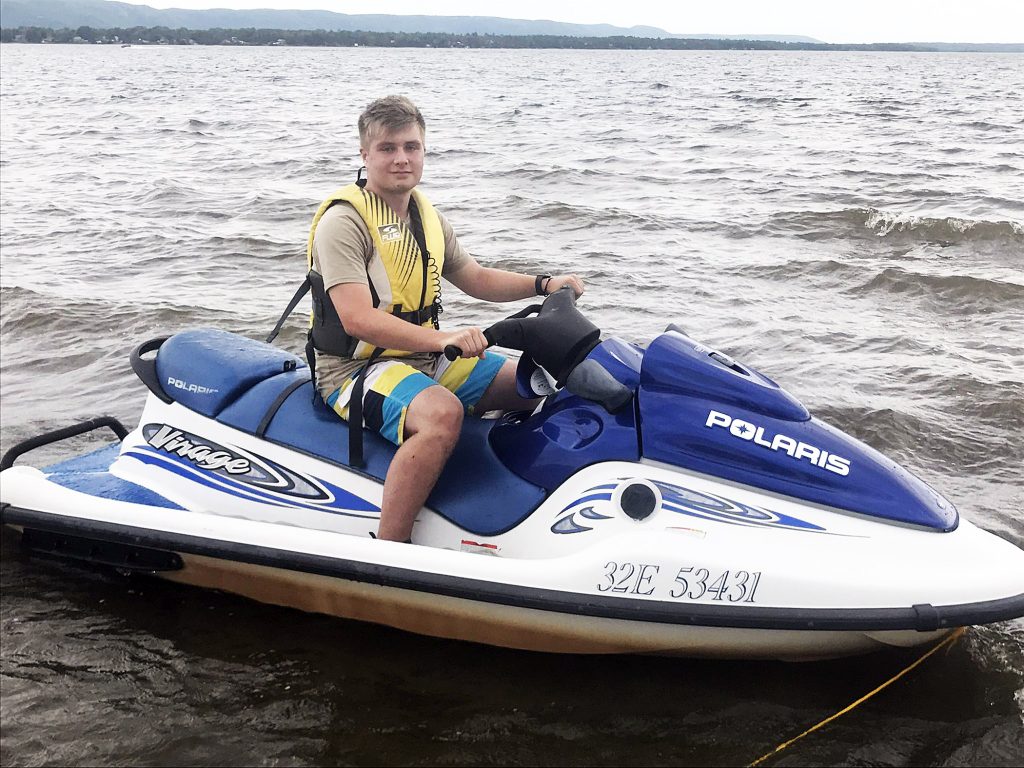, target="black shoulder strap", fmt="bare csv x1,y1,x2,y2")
266,277,311,344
